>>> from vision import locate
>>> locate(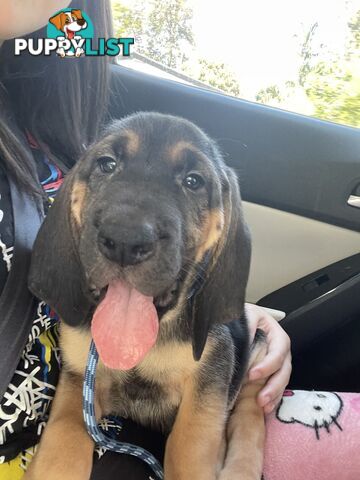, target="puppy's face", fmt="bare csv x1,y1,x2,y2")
71,113,226,313
30,112,251,359
49,9,87,37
